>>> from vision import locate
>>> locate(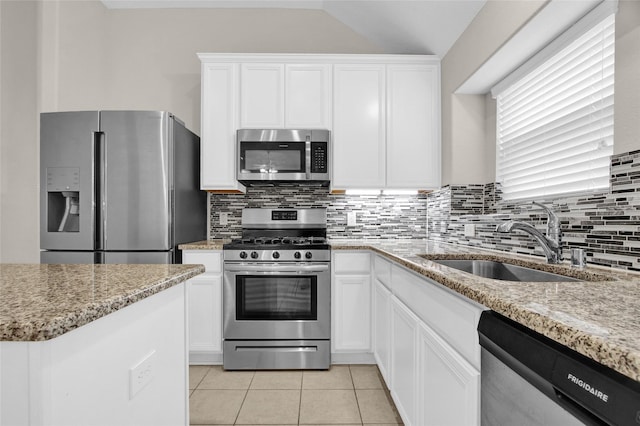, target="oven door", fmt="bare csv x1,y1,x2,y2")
223,262,330,340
